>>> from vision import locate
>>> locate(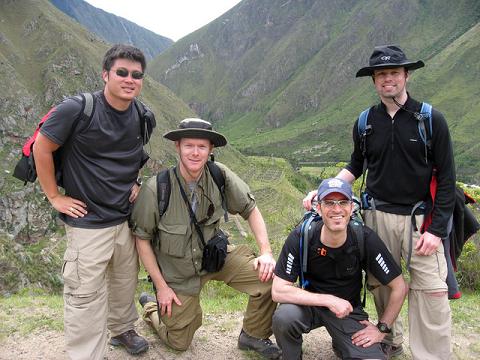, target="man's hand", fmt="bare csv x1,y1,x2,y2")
415,231,441,256
351,320,385,347
157,286,182,318
302,190,318,211
50,194,87,218
129,183,141,203
253,253,276,282
325,295,353,318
